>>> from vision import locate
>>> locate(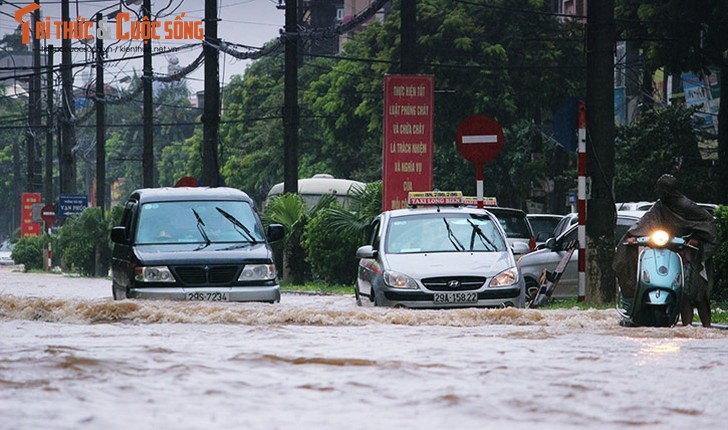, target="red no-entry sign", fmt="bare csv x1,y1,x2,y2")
41,204,56,225
455,115,504,164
